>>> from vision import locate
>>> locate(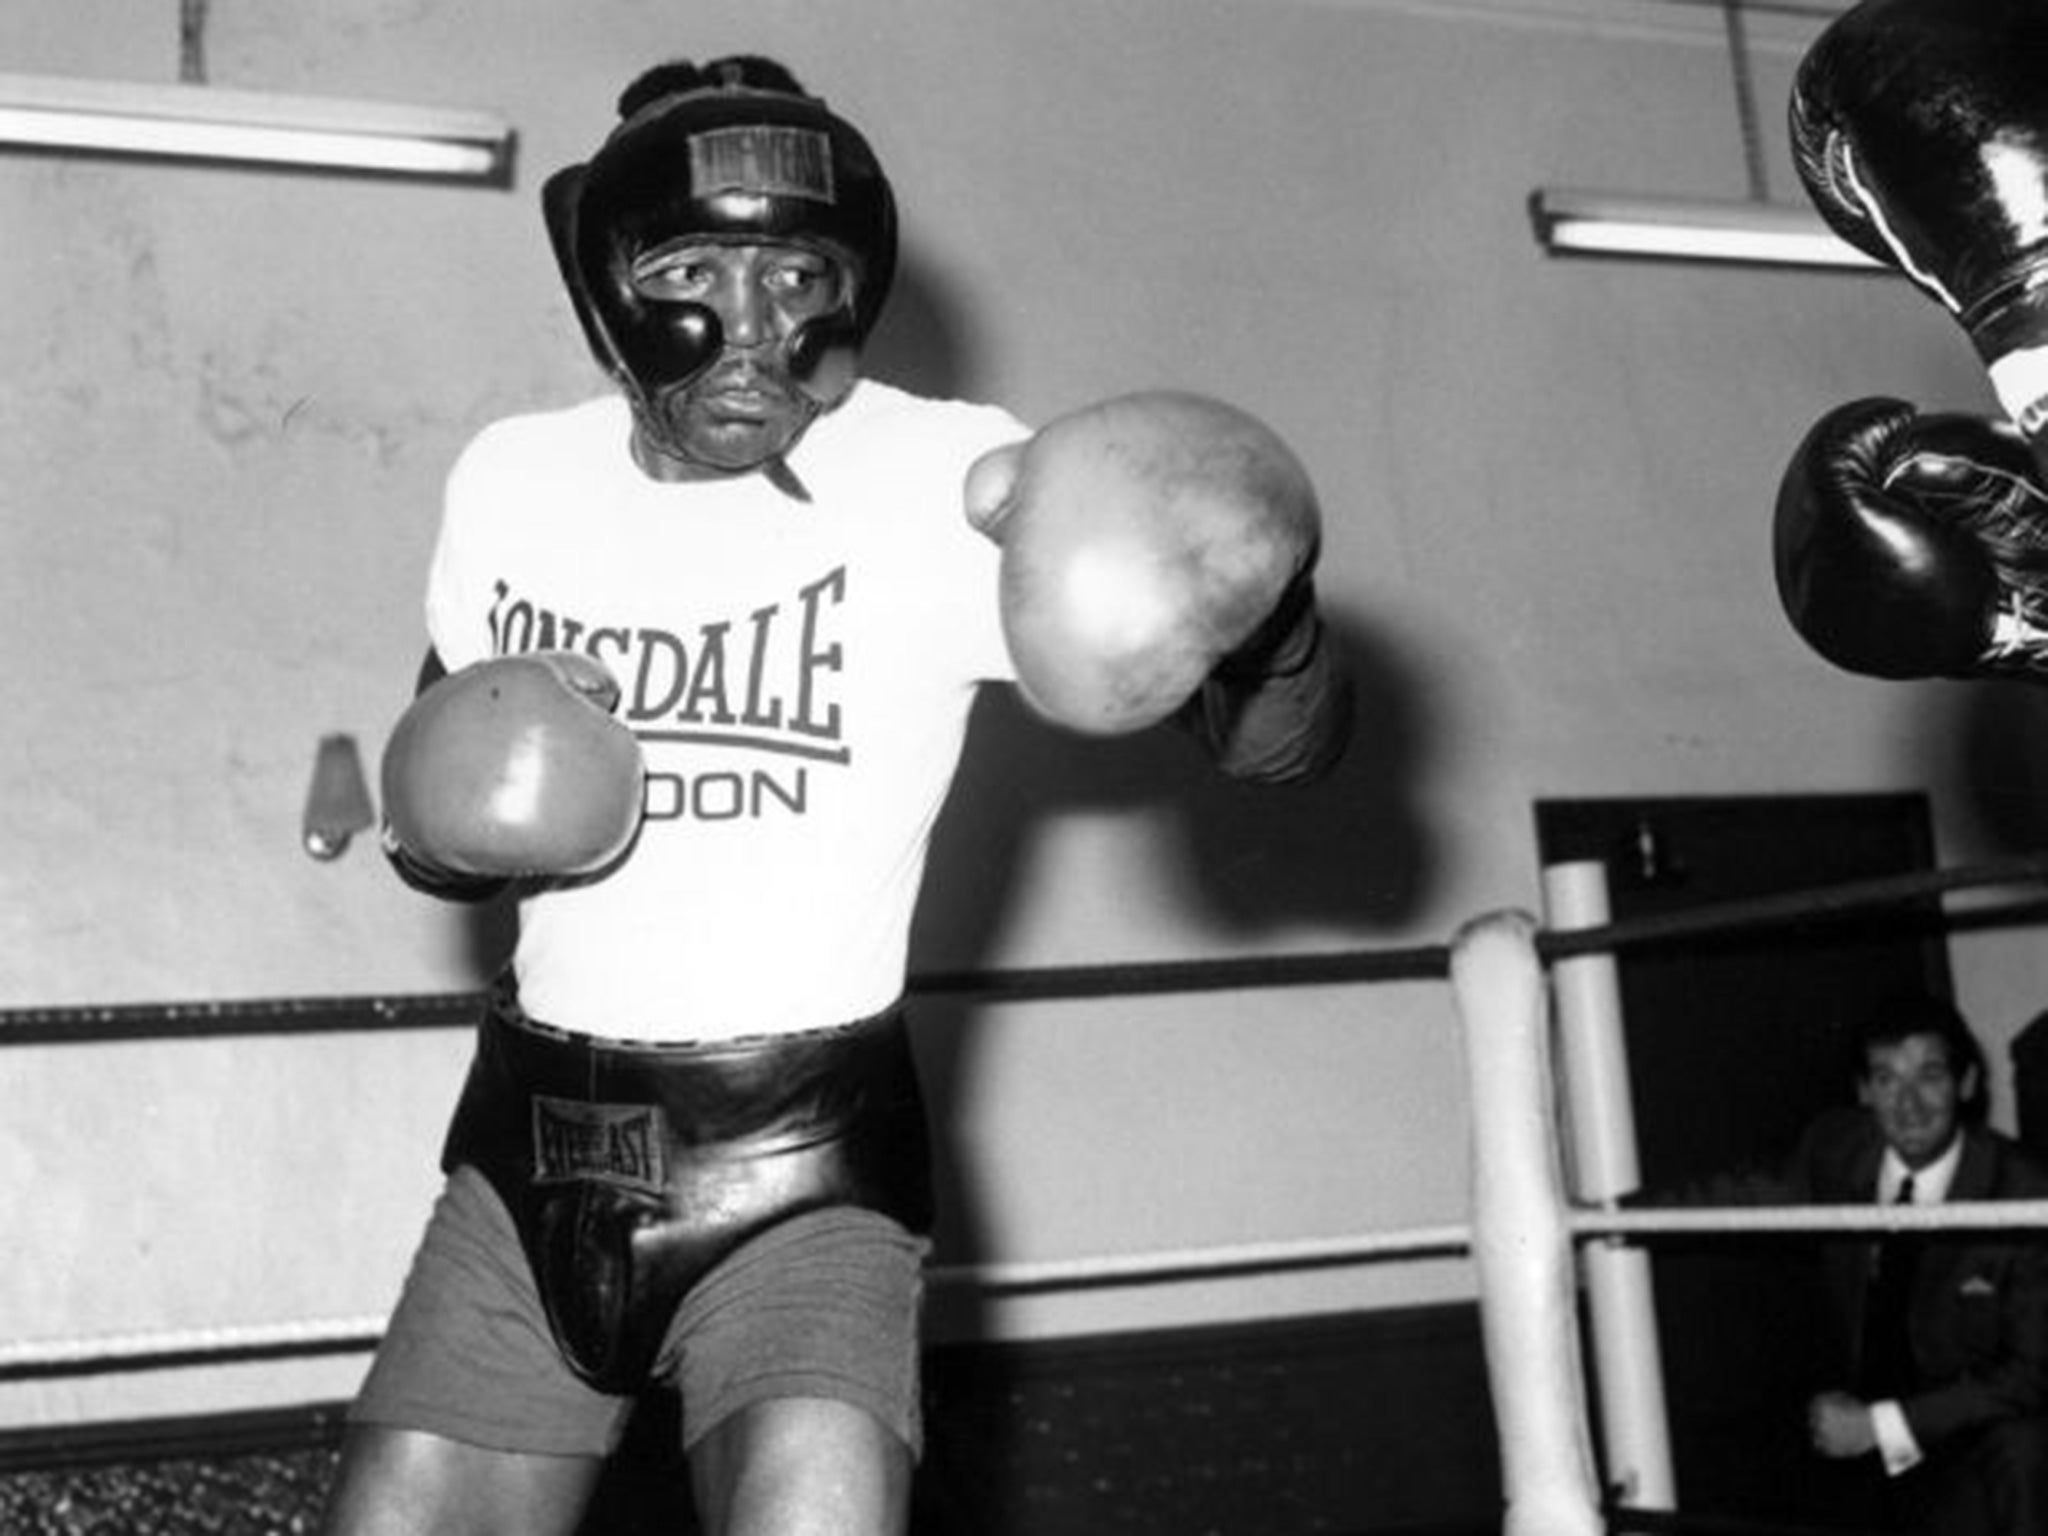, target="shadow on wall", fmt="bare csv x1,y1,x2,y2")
1923,679,2048,856
908,605,1443,1341
917,605,1442,961
871,238,1448,937
863,244,987,403
1904,678,2048,1155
